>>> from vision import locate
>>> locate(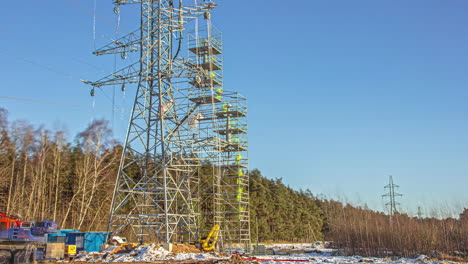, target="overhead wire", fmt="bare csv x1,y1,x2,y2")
172,0,183,61
63,0,130,34
29,0,118,44
93,0,97,50
0,49,84,83
111,0,122,137
0,28,116,78
91,0,99,123
3,0,133,107
0,95,130,112
43,0,132,135
0,49,114,104
114,8,128,136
